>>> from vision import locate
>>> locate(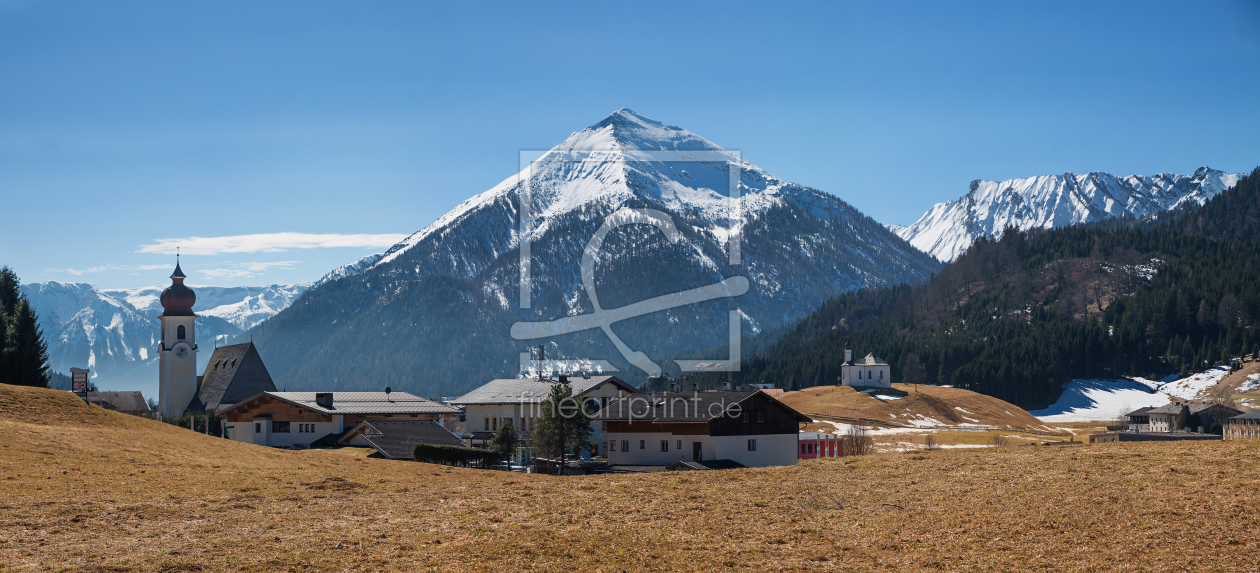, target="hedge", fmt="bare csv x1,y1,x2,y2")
412,443,503,467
